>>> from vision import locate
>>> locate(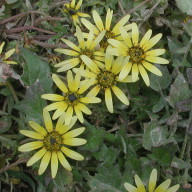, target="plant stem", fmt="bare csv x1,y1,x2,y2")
6,81,19,102
179,132,188,159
